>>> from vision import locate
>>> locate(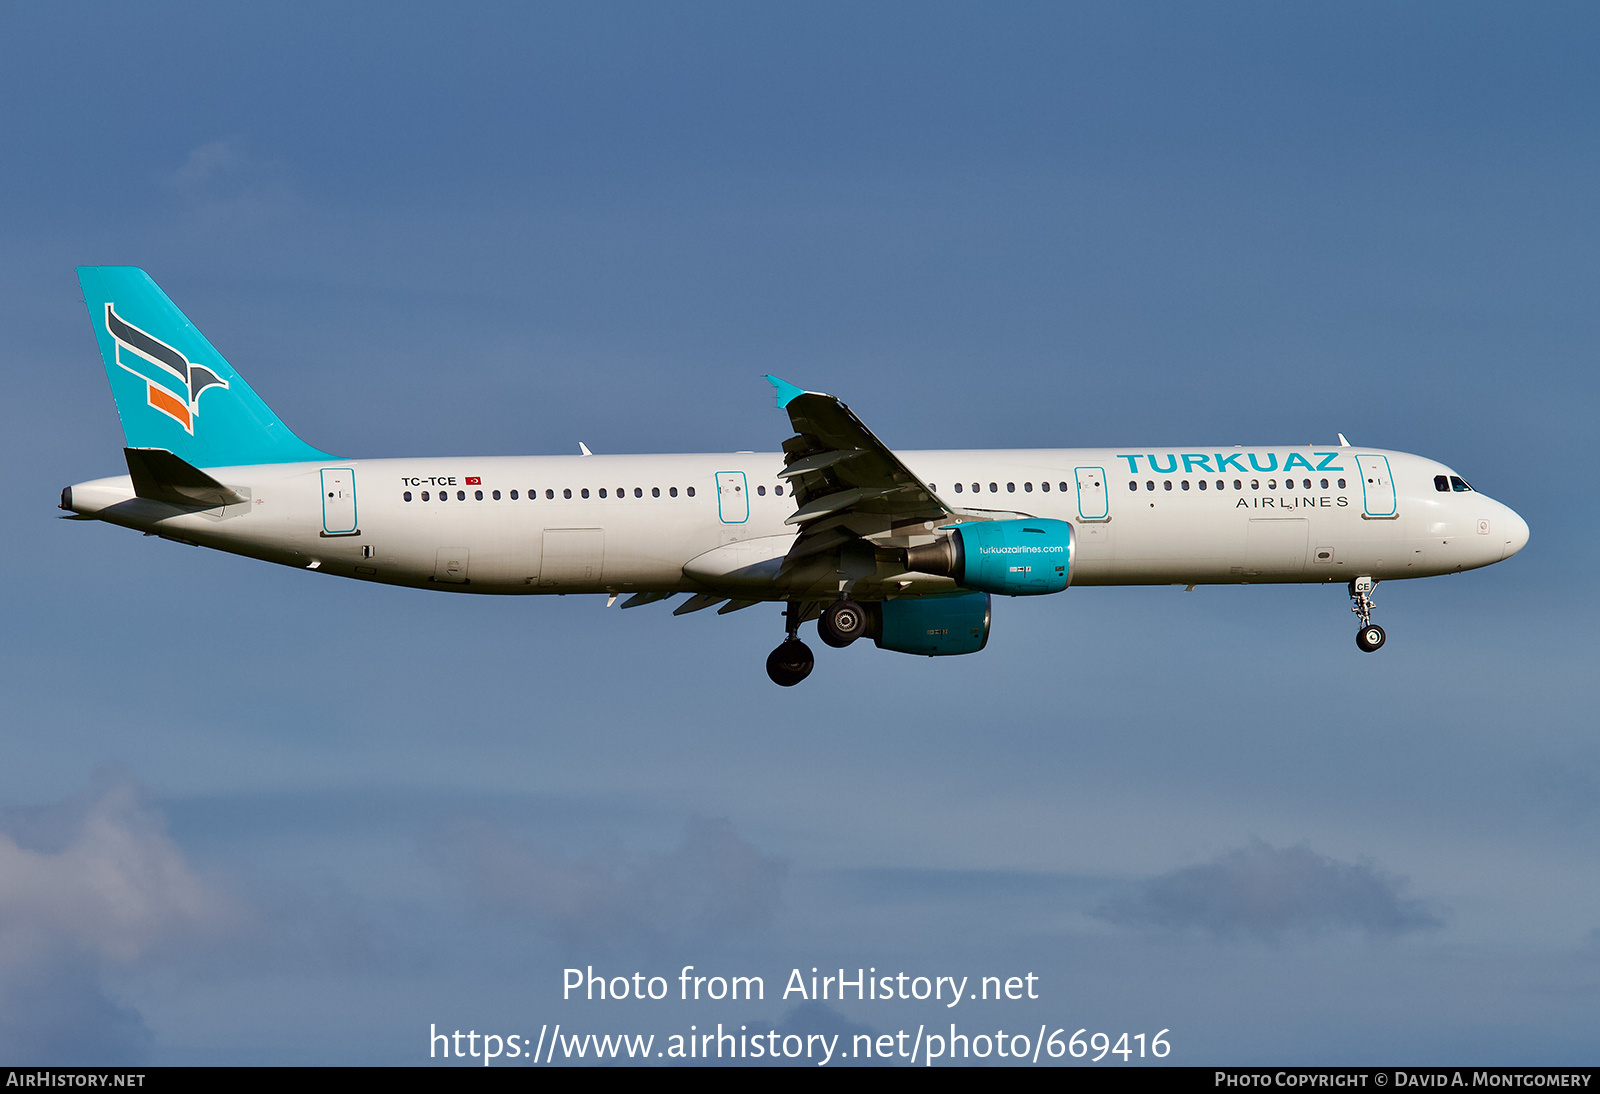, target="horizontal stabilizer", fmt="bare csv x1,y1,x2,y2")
124,447,246,508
